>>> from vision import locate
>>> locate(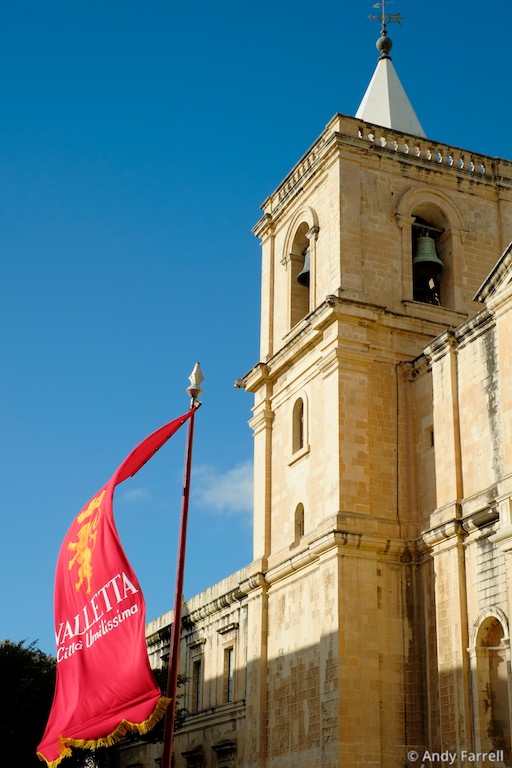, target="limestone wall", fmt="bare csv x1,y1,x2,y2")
421,271,512,762
255,114,512,363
